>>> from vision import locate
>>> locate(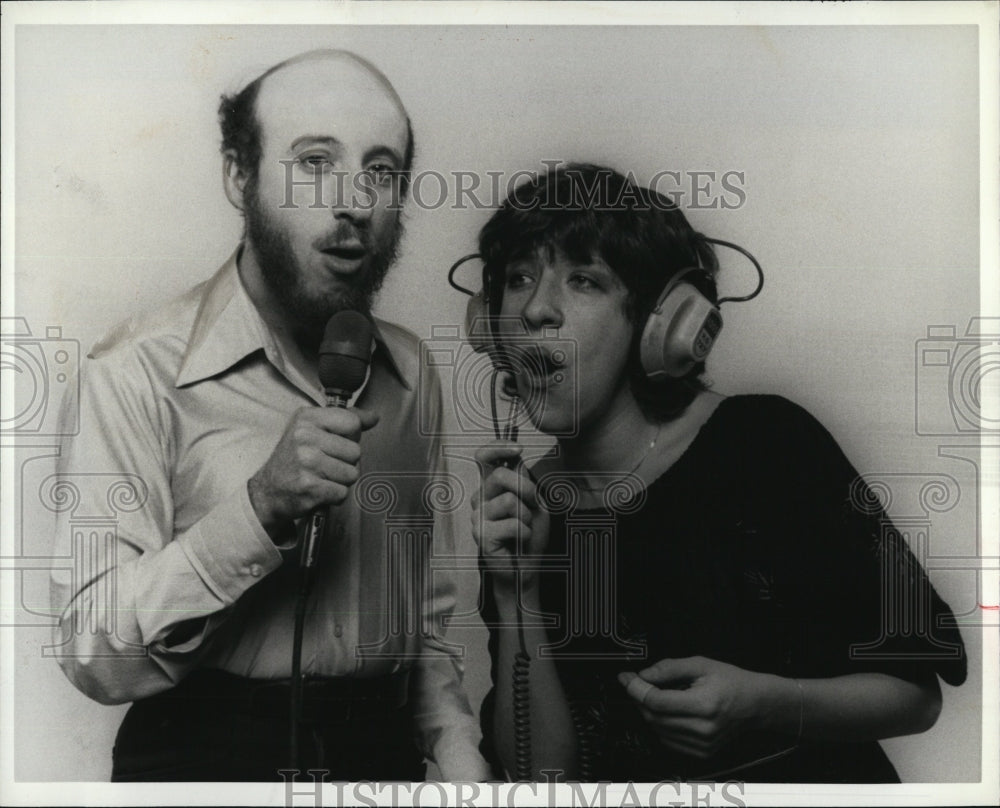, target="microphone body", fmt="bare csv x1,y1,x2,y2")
300,493,331,572
299,311,373,573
